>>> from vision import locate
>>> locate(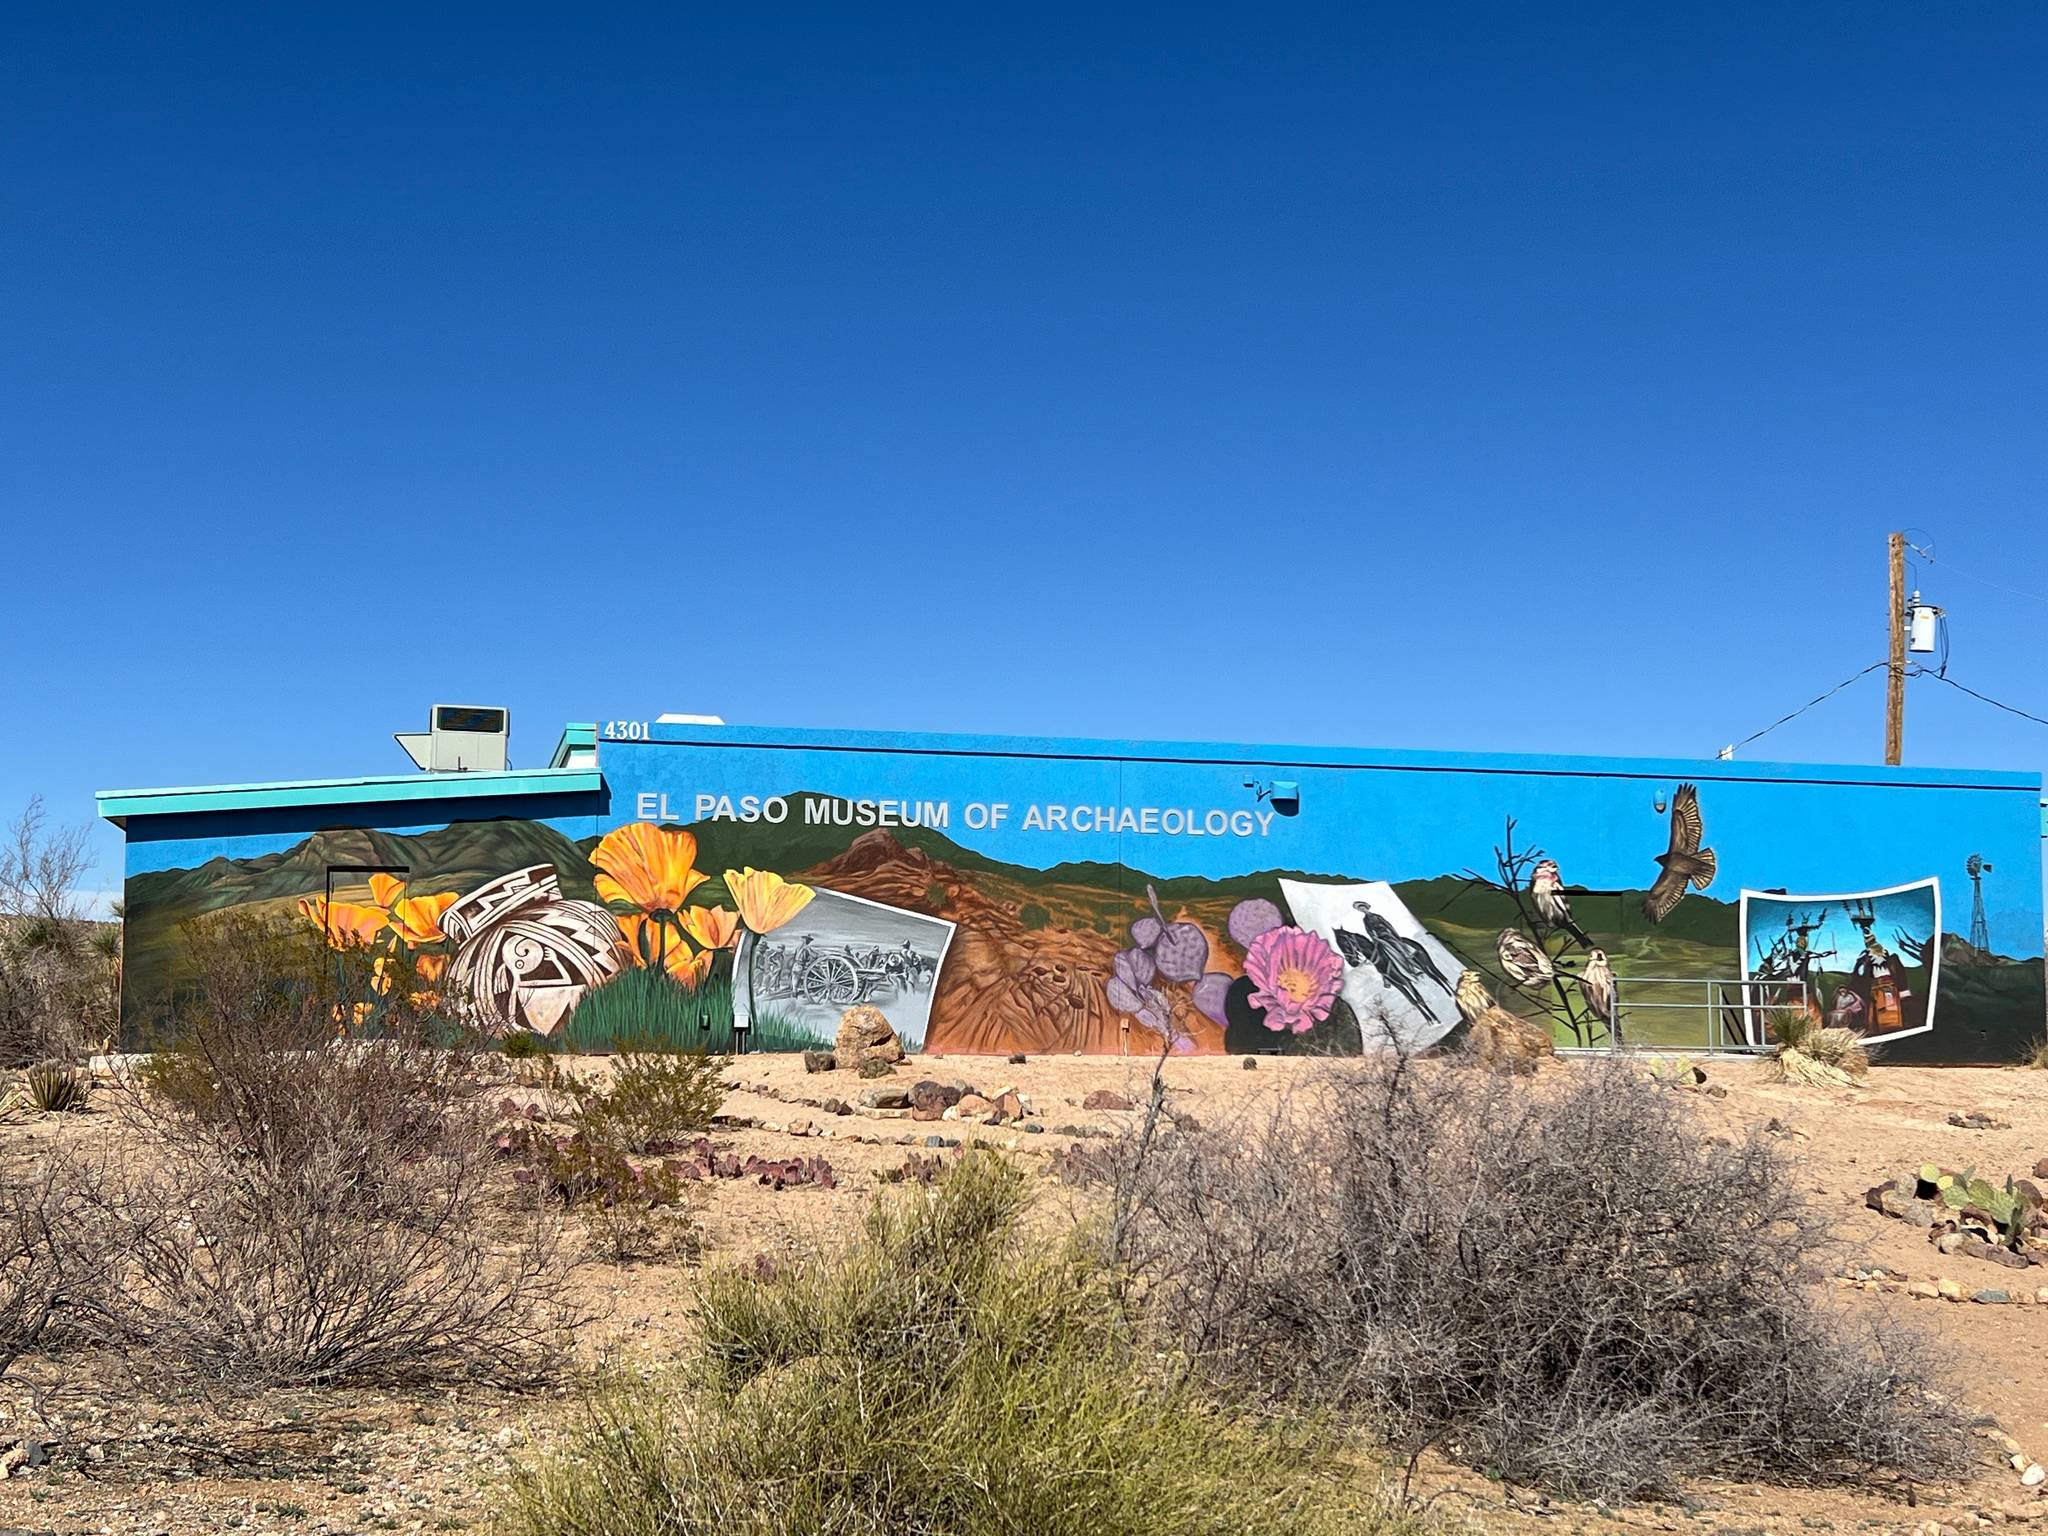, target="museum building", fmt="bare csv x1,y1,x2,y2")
98,710,2047,1062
